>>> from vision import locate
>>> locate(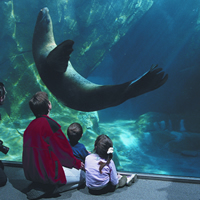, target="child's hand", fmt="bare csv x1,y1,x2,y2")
80,162,85,171
117,174,122,179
